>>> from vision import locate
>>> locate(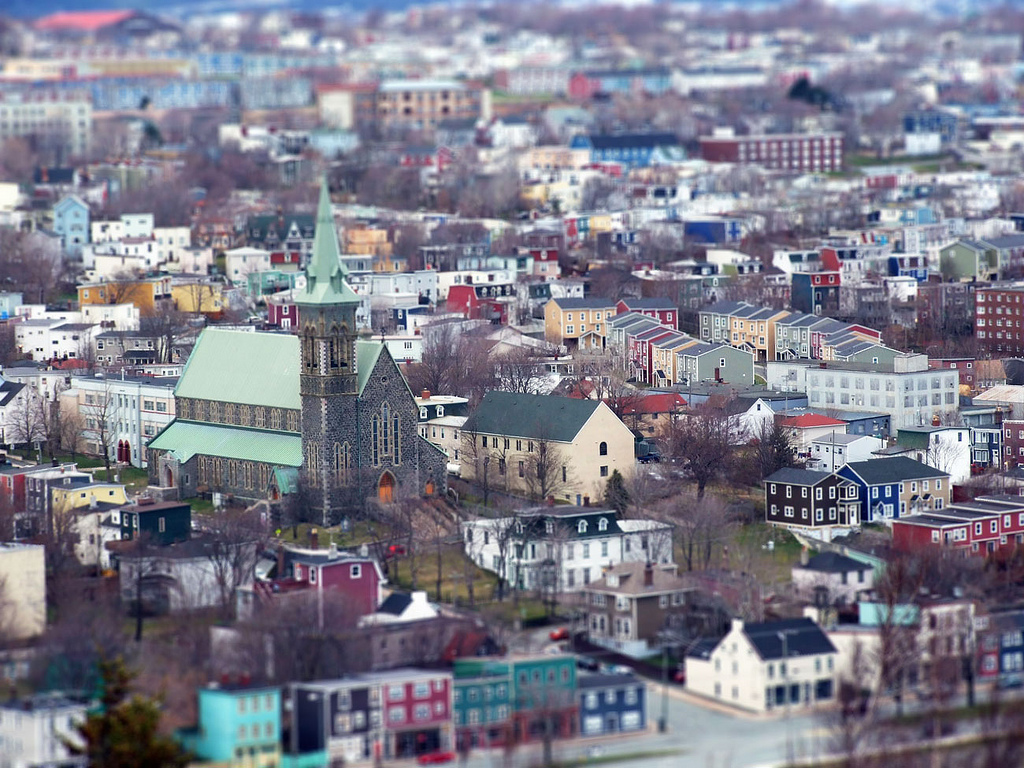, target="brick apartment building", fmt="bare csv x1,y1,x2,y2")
975,286,1024,356
699,130,844,172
